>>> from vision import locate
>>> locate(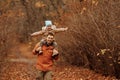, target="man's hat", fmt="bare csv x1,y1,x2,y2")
45,20,52,26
